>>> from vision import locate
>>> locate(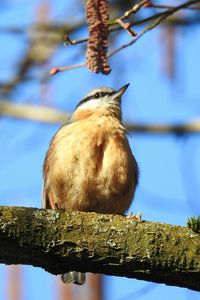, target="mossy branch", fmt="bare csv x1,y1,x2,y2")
0,206,199,291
